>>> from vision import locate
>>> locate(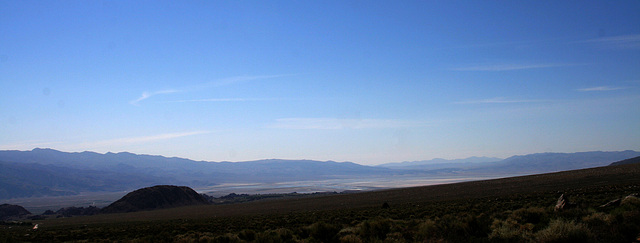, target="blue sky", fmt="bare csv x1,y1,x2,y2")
1,1,639,165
